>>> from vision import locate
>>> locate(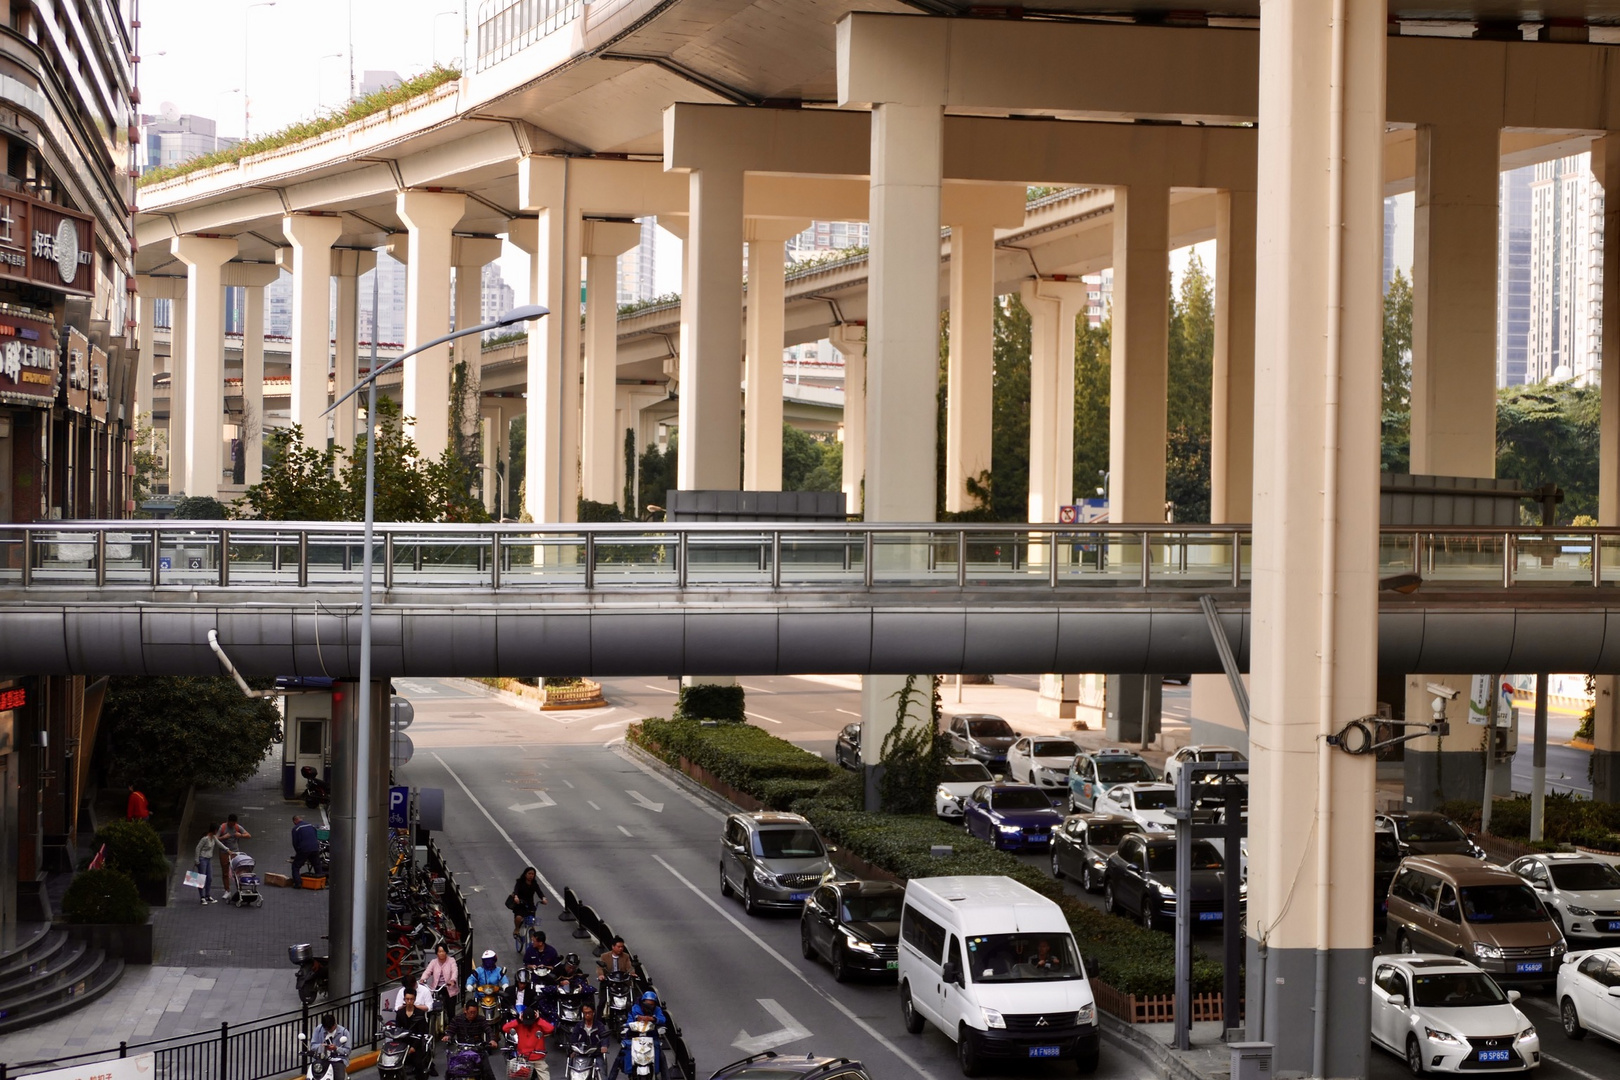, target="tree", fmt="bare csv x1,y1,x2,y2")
1162,255,1216,519
801,439,843,495
1496,381,1600,522
235,424,346,521
1166,426,1212,523
172,495,229,519
1383,269,1414,473
638,434,678,516
988,295,1033,521
97,676,281,802
1073,318,1111,509
508,415,527,515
